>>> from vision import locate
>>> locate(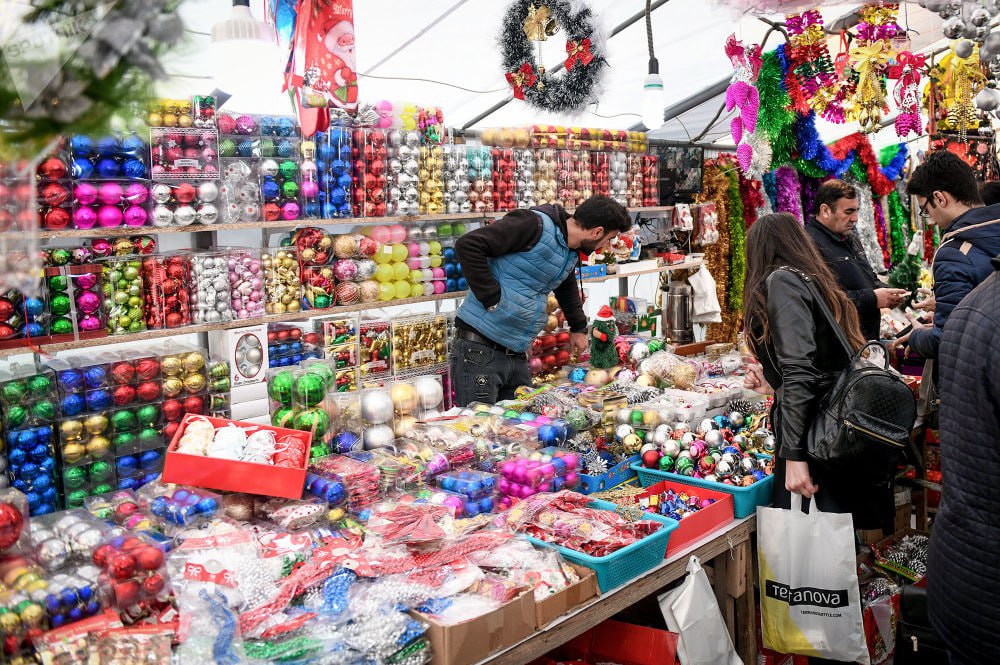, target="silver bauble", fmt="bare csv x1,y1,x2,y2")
360,390,394,424
628,342,650,364
964,23,988,41
363,424,395,450
954,39,976,58
971,6,991,26
662,439,681,458
943,16,968,39
975,87,1000,111
704,430,724,447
